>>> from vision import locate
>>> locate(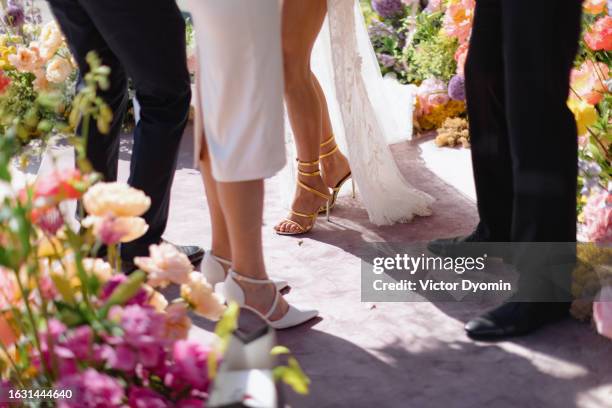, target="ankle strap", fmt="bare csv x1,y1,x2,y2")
297,180,331,200
298,169,321,177
319,144,339,160
320,134,335,148
297,158,319,167
210,251,231,266
229,269,274,285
